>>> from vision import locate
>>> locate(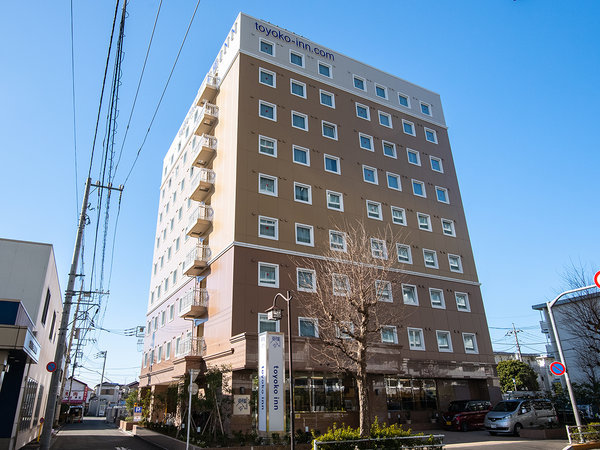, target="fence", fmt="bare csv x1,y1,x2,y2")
312,434,444,450
567,424,600,444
